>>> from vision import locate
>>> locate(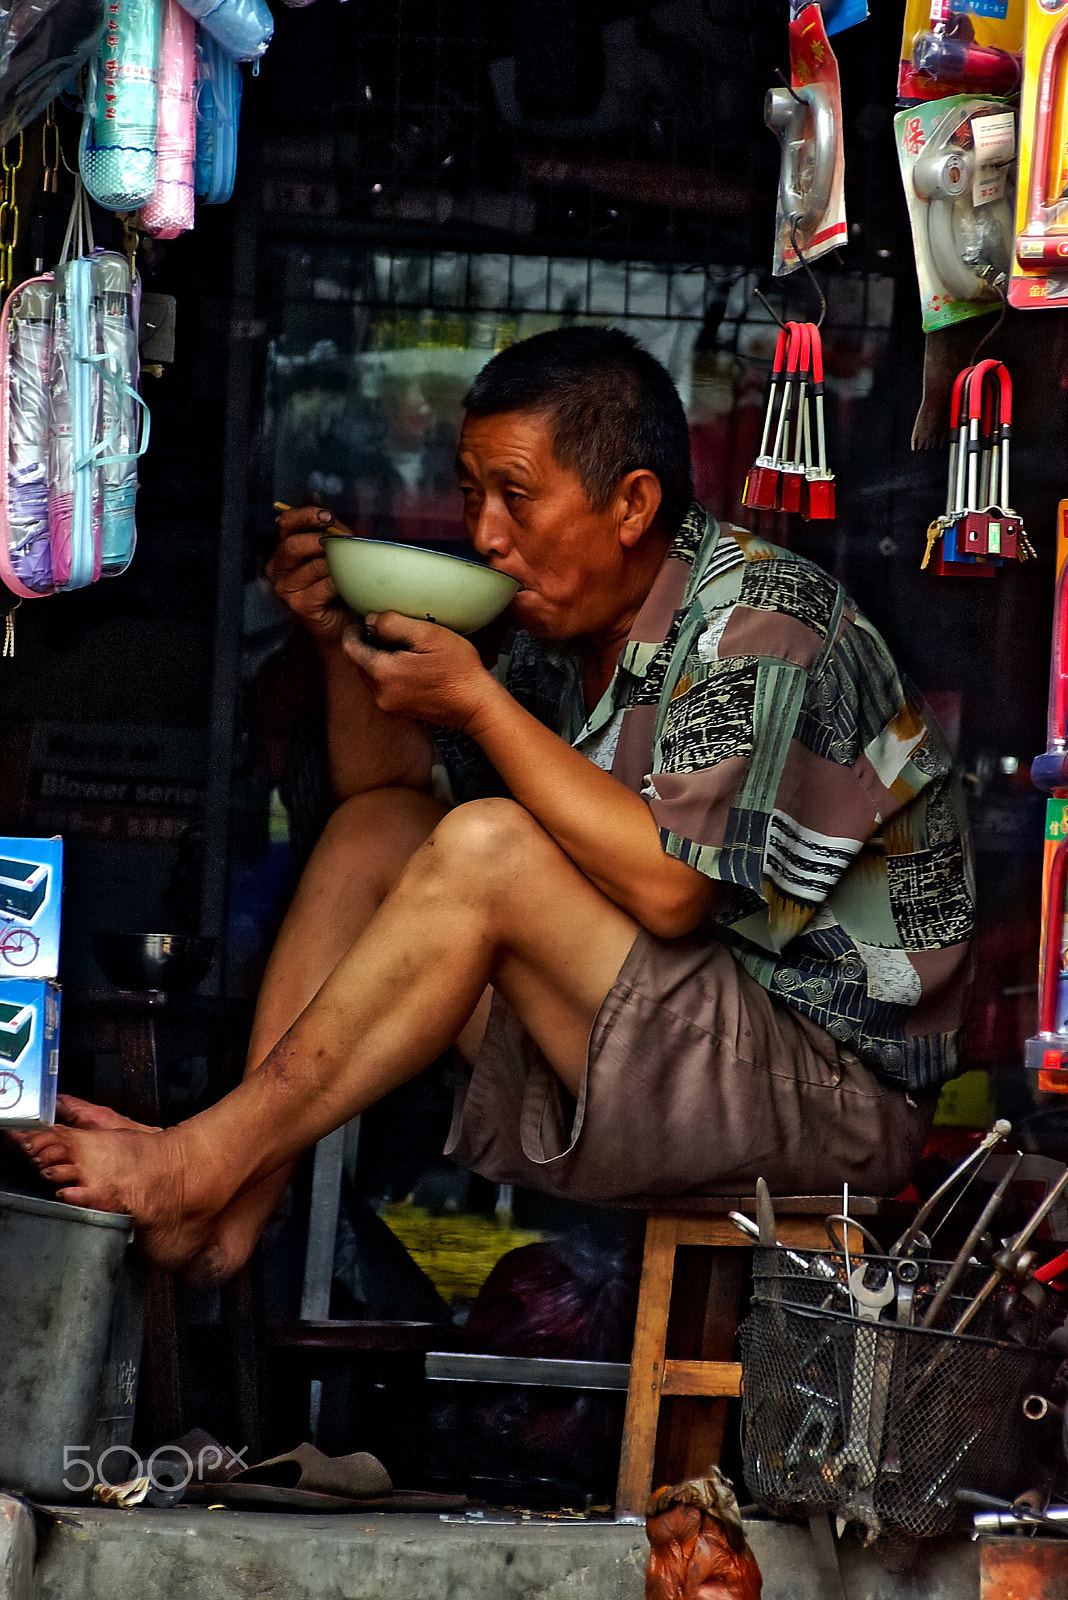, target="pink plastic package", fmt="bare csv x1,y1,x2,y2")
139,0,196,238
